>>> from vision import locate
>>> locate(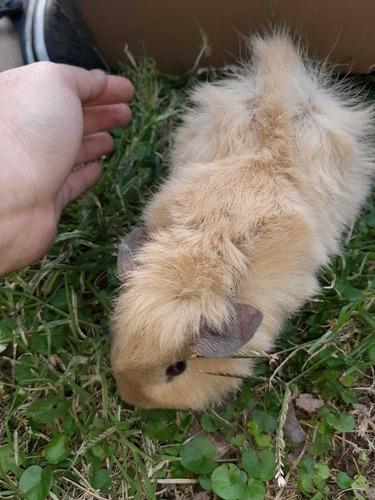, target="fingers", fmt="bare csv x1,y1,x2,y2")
56,162,103,212
75,132,114,165
52,65,133,214
58,65,133,136
83,103,132,136
60,65,133,105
